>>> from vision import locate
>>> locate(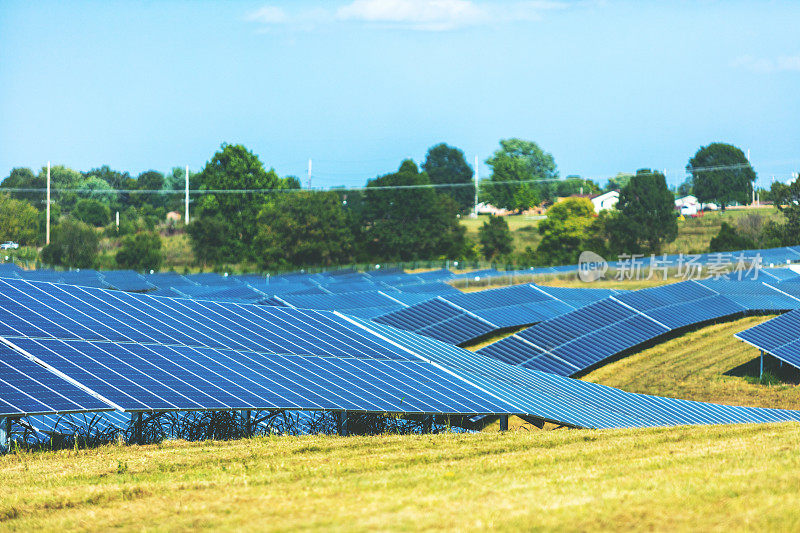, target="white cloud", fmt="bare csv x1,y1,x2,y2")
246,6,288,25
732,54,800,73
336,0,486,31
246,0,587,32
